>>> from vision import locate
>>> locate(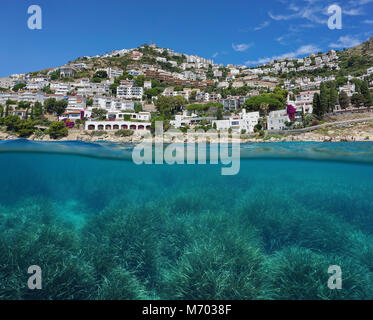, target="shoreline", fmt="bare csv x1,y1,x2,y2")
2,115,373,144
0,132,371,144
